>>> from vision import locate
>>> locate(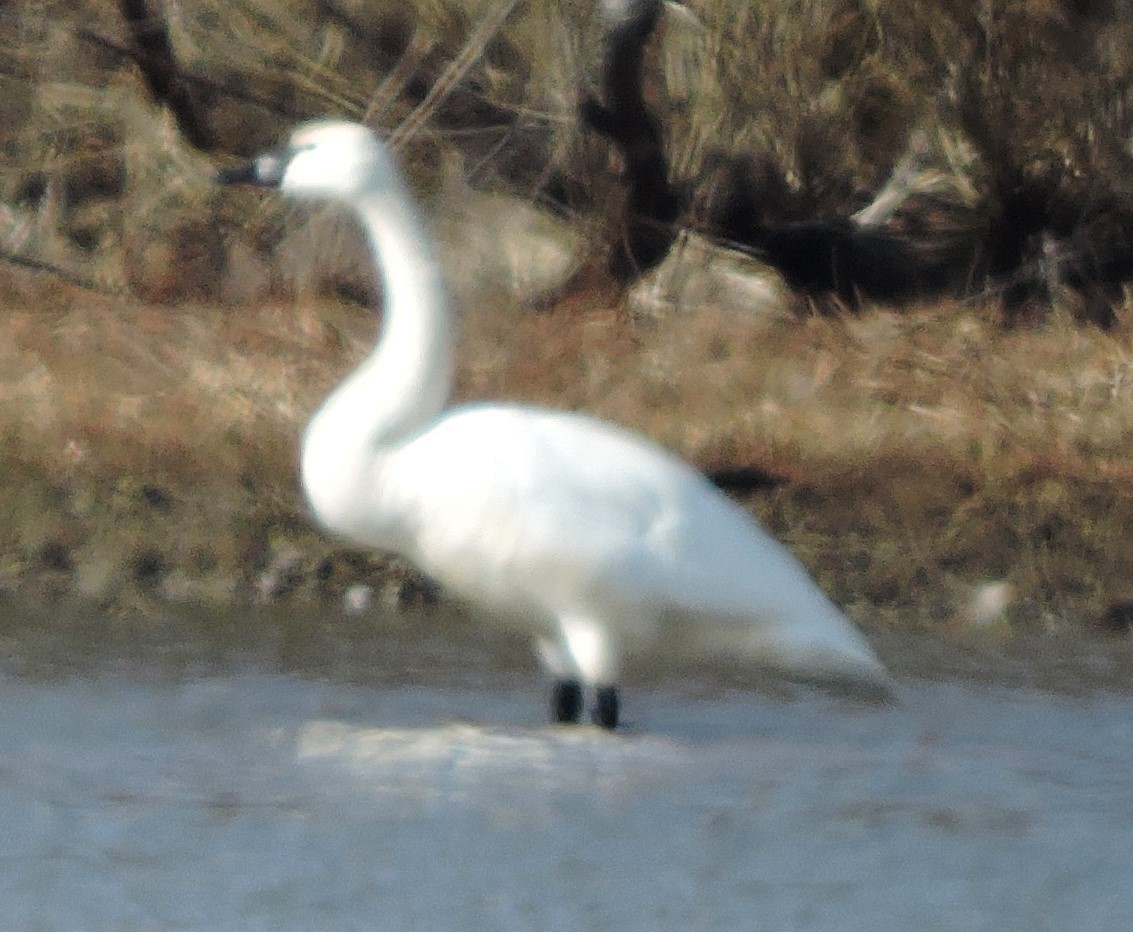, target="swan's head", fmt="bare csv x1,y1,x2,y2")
217,120,394,200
